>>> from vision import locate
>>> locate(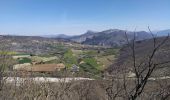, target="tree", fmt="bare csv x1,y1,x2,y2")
125,28,170,100
0,39,12,91
106,28,170,100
